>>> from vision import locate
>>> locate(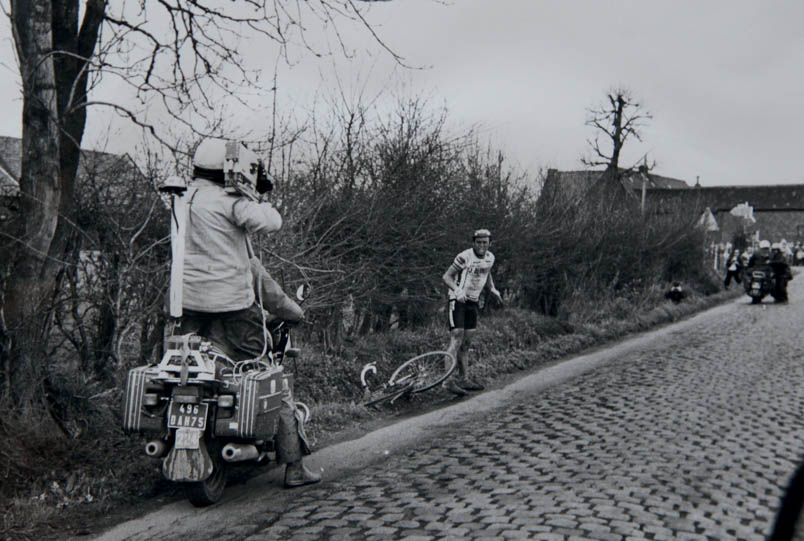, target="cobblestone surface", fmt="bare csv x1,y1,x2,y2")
237,287,804,540
111,282,804,541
